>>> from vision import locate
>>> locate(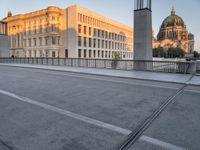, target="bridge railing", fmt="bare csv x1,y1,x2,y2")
0,57,195,74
